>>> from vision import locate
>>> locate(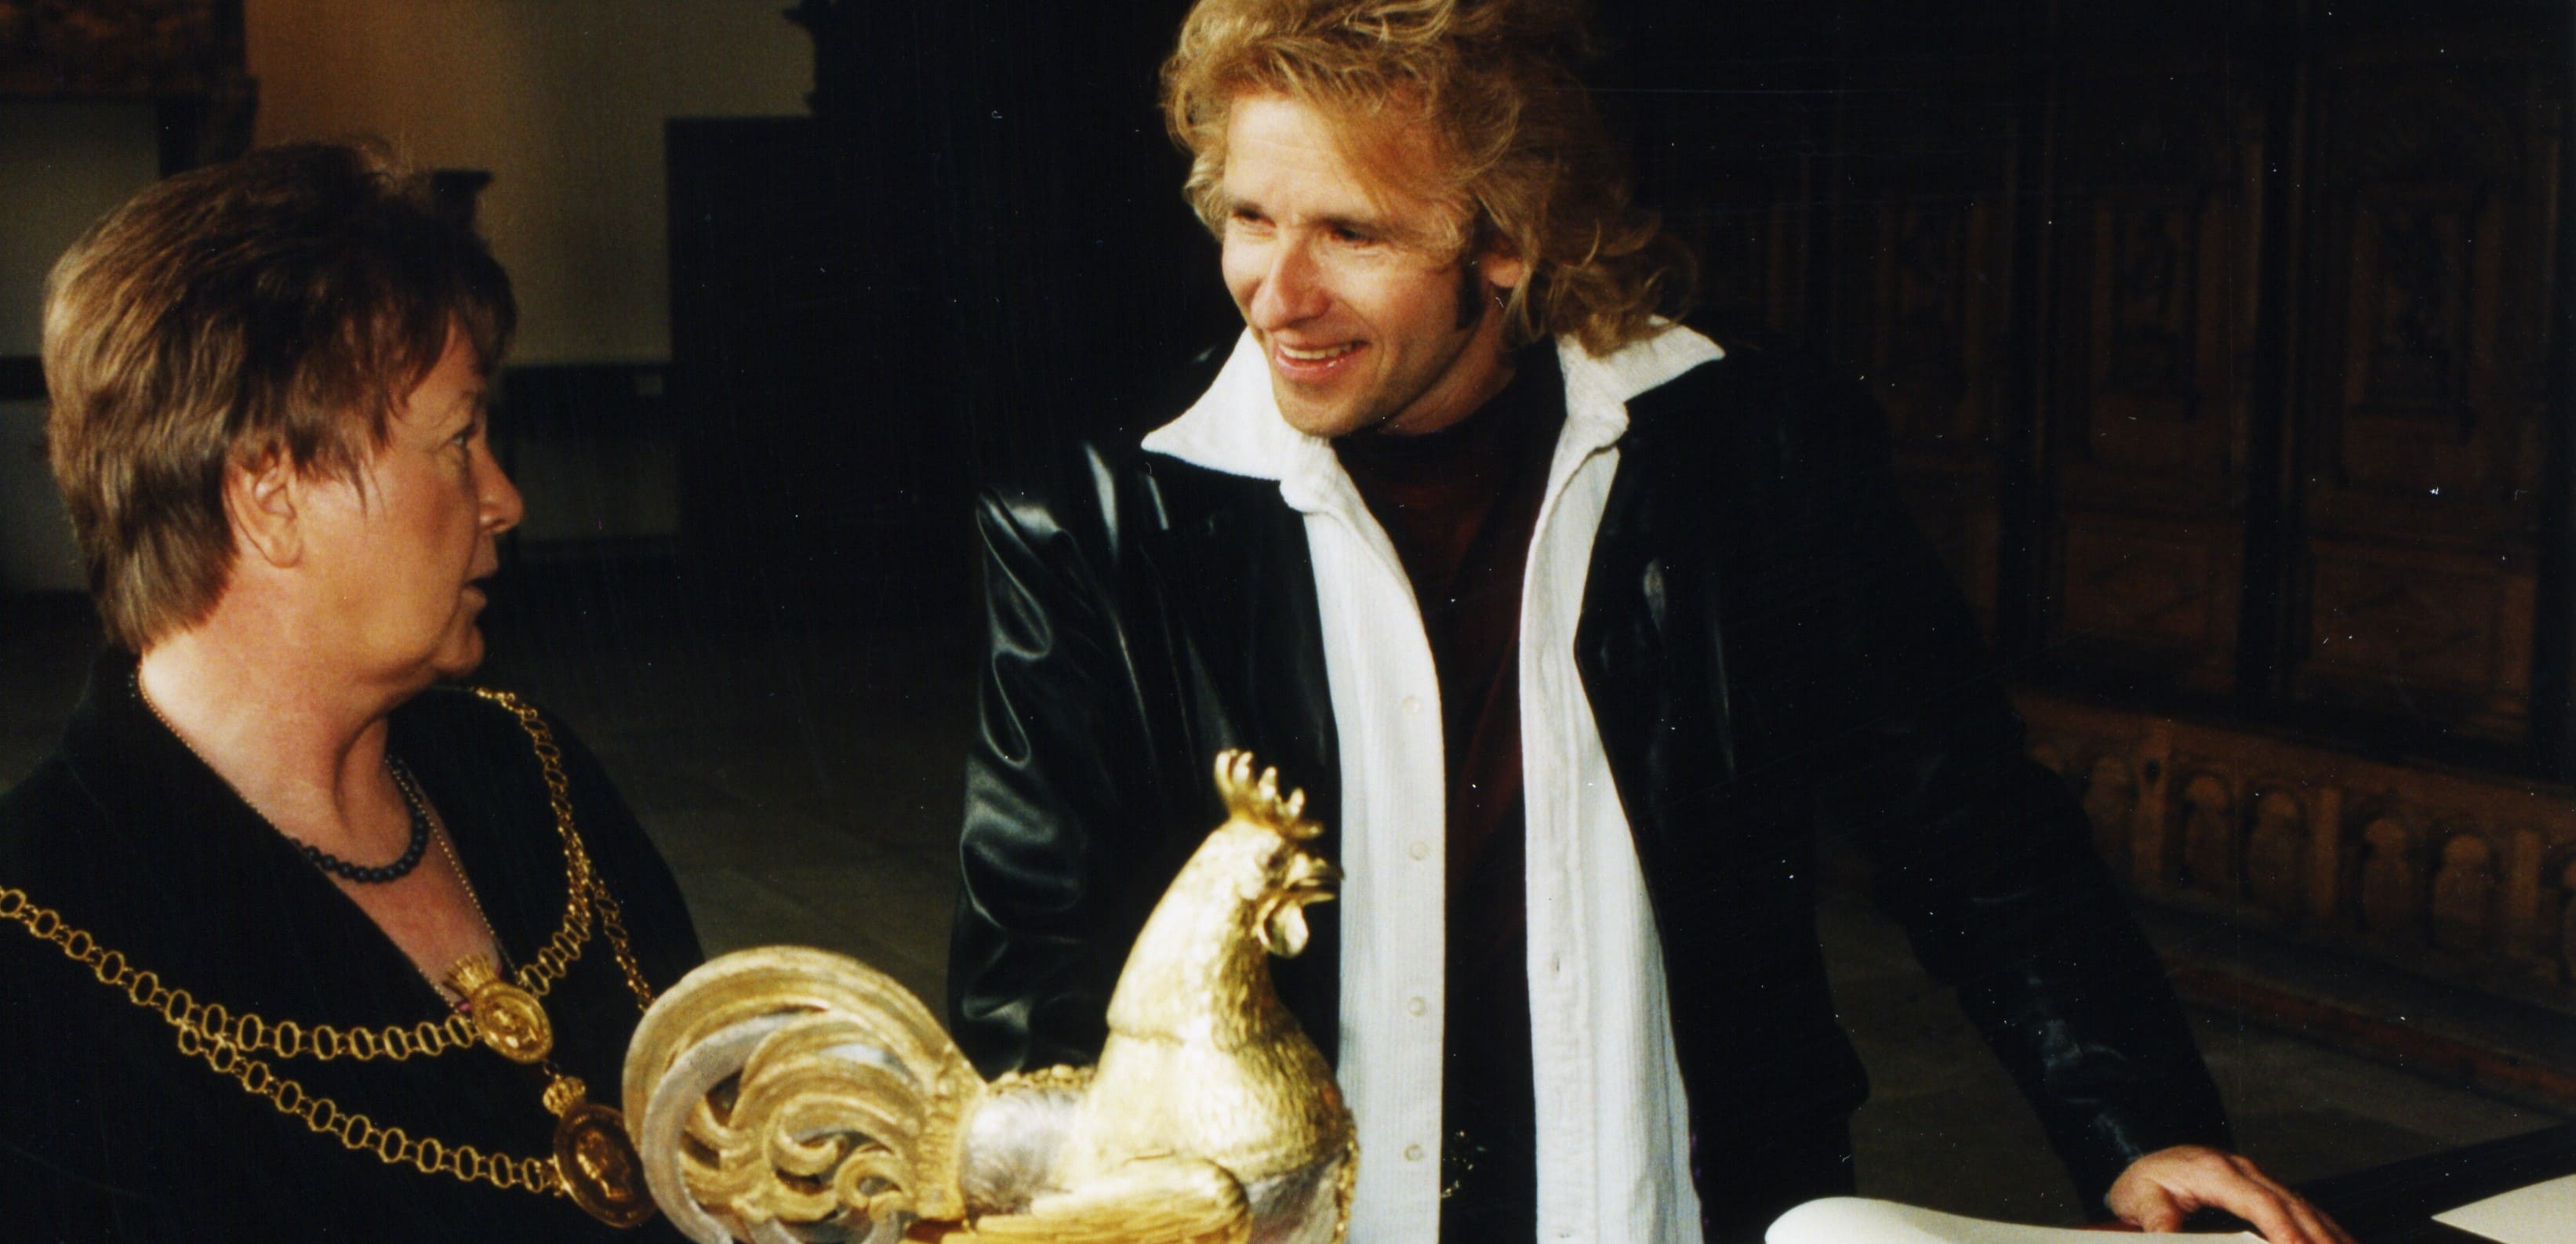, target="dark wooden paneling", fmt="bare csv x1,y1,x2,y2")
1825,62,2030,632
2039,61,2269,695
1642,85,1822,343
2285,42,2564,743
2541,0,2576,782
1625,0,2571,766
